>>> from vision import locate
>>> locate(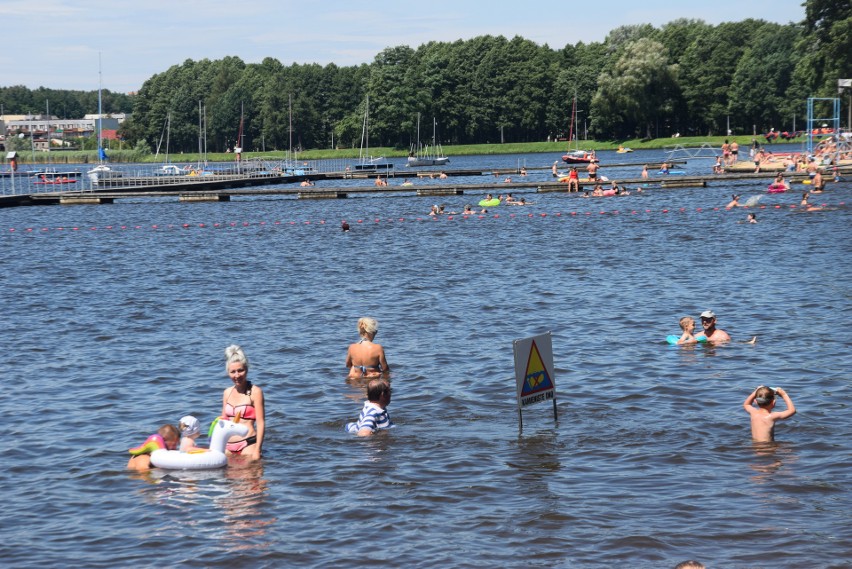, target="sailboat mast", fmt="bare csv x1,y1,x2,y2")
288,93,293,162
97,52,103,163
198,100,203,167
359,95,369,161
568,95,576,147
165,112,171,163
46,99,50,164
203,104,207,165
